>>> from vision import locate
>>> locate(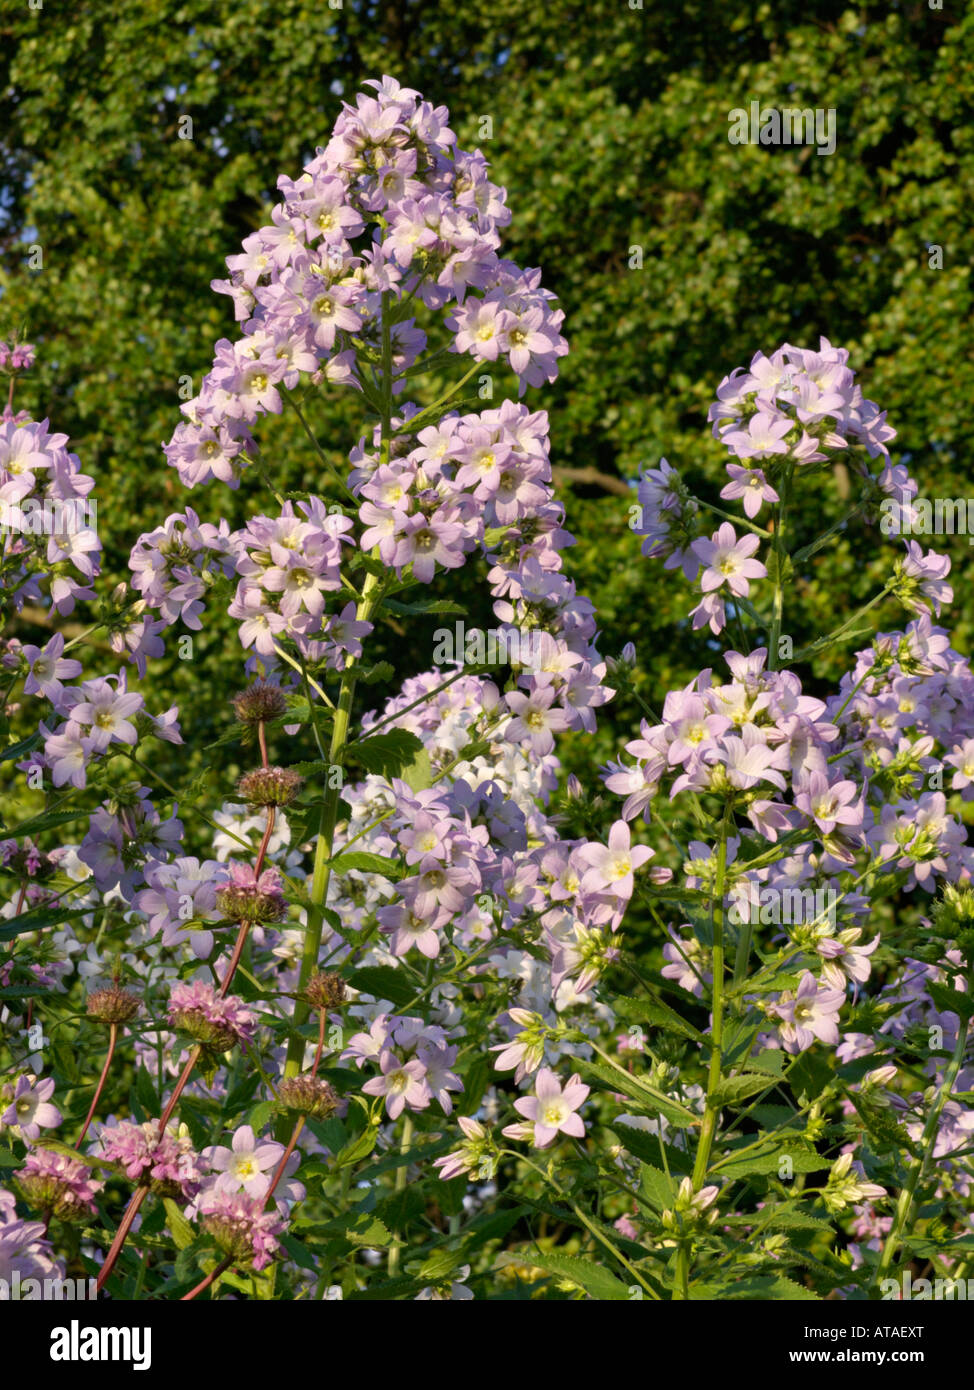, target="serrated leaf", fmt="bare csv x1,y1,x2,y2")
3,808,86,839
927,981,974,1024
0,906,90,942
353,1133,455,1181
746,1048,787,1077
351,728,424,778
247,1100,278,1133
295,1210,392,1247
358,661,395,684
695,1273,819,1301
637,1161,677,1212
713,1148,825,1181
497,1250,631,1301
614,995,707,1045
712,1074,776,1106
578,1060,696,1129
760,1206,835,1234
